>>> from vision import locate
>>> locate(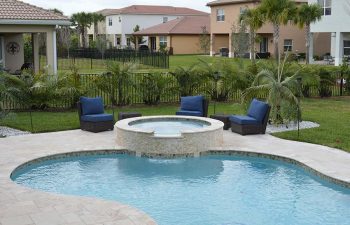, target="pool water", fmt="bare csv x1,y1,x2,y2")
12,154,350,225
130,120,209,136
